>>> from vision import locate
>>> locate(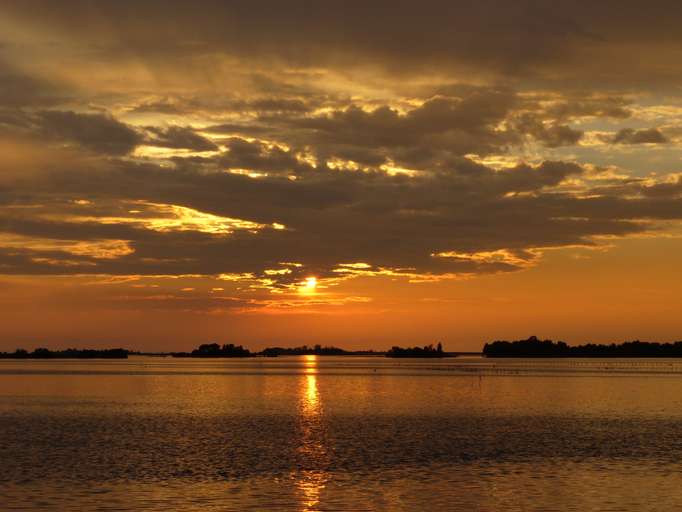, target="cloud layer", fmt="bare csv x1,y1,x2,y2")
1,1,682,311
